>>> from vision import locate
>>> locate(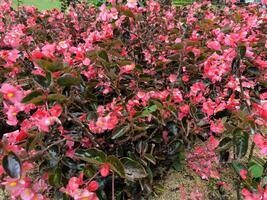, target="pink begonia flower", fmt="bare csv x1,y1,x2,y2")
41,43,56,59
239,169,247,180
202,99,216,117
242,187,267,200
0,83,24,104
126,0,137,8
207,40,221,51
30,105,62,132
120,63,135,74
20,188,35,200
253,134,267,155
208,135,219,150
210,119,225,134
73,189,99,200
262,0,267,5
175,37,181,43
4,103,23,126
168,74,177,83
100,163,110,177
2,178,25,197
172,88,183,103
0,49,20,63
